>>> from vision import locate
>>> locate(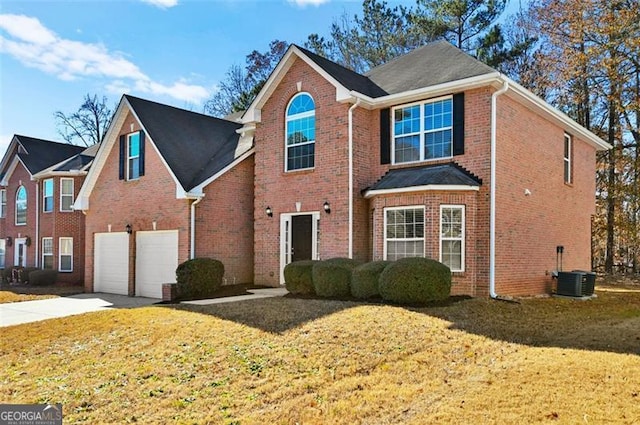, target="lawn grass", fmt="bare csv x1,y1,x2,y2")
1,285,639,424
0,291,59,303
